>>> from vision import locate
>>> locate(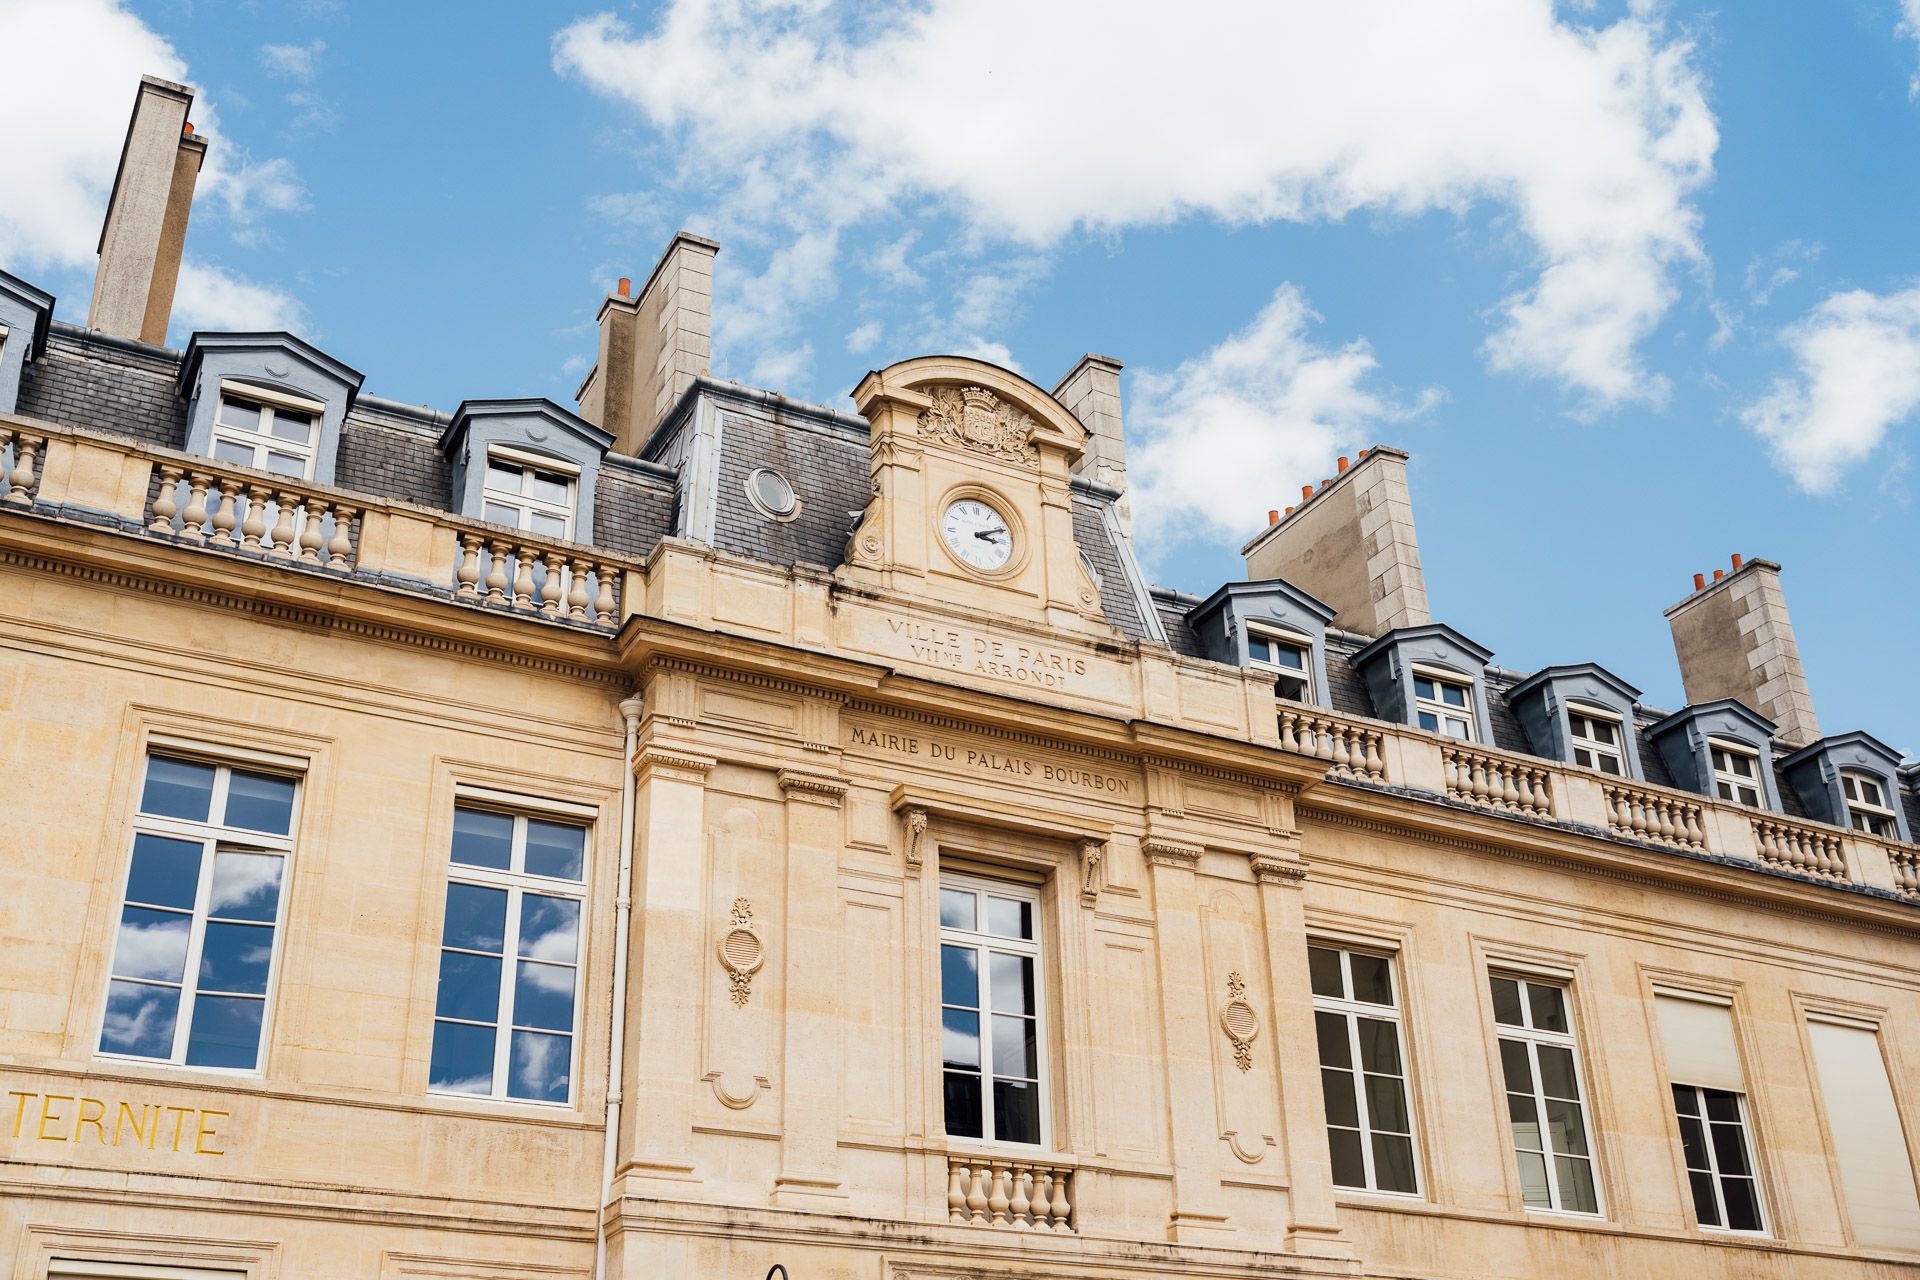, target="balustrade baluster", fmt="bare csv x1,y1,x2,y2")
4,432,40,504
457,533,483,595
485,539,510,603
239,484,268,549
326,504,355,569
987,1163,1011,1225
511,544,536,608
568,557,592,619
180,472,211,540
207,477,241,547
148,464,183,532
946,1163,968,1222
1009,1168,1032,1227
594,562,618,623
267,492,298,556
539,550,565,616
